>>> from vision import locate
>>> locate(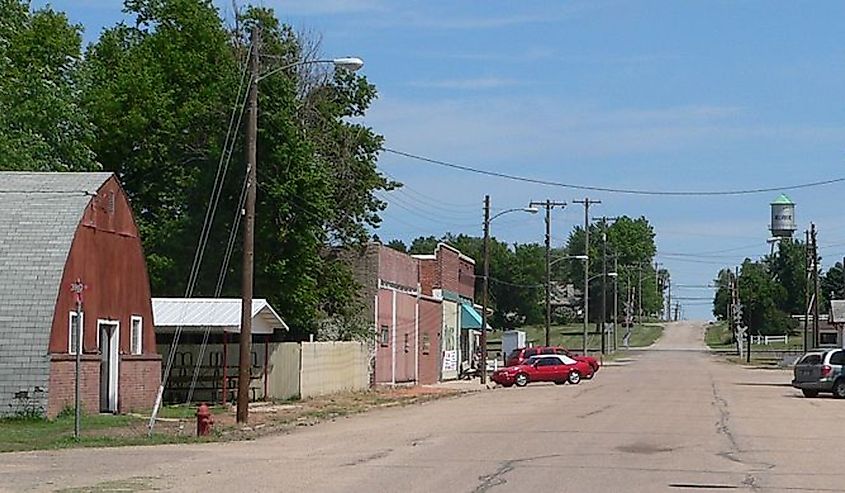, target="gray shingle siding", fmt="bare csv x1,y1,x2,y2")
0,172,111,416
